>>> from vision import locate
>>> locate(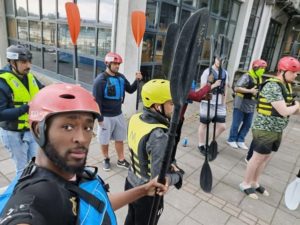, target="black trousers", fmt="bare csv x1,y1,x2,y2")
124,178,164,225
